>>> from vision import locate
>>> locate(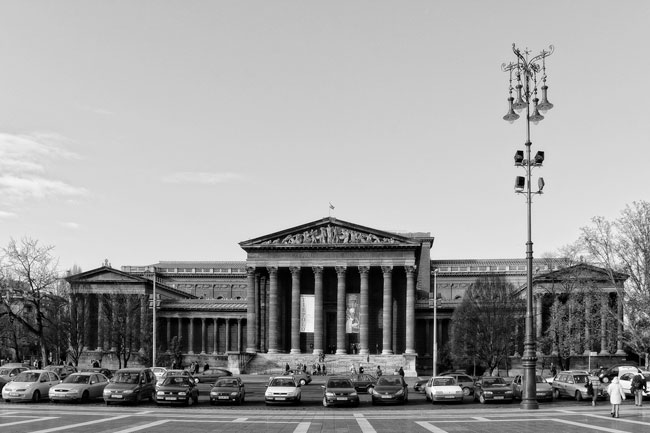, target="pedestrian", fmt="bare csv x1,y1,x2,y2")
398,366,404,377
586,380,597,406
322,364,327,375
550,363,557,377
350,364,356,374
317,364,321,375
285,363,290,373
359,365,364,374
376,365,382,377
607,377,626,418
631,371,646,407
204,362,209,372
